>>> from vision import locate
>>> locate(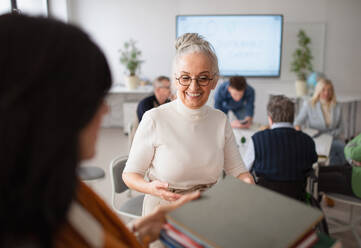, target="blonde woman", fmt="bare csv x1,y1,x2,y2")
294,78,346,165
